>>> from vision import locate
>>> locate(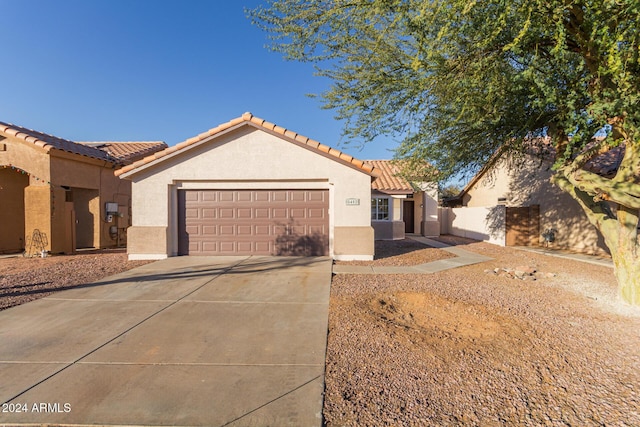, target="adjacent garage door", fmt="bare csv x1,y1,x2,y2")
178,189,329,256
